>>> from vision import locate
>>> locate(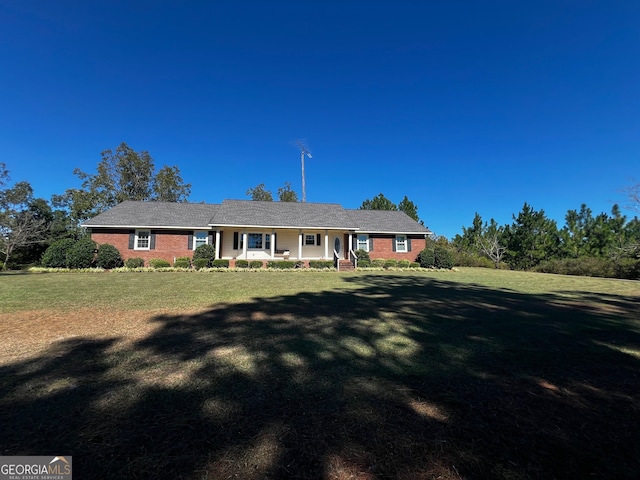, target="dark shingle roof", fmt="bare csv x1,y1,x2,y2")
83,200,432,234
83,201,217,229
345,209,431,234
211,200,358,229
